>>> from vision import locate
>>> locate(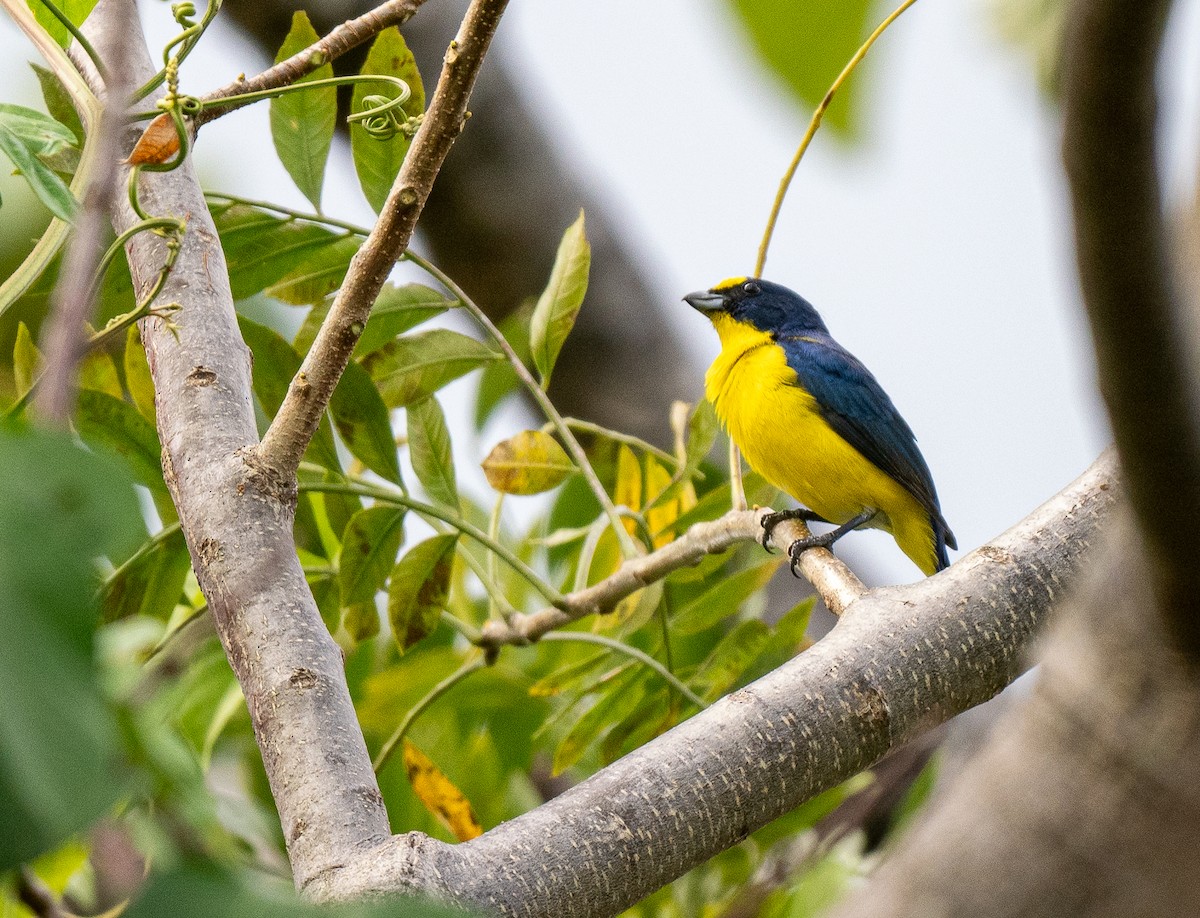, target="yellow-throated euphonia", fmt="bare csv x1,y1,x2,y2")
685,277,955,576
